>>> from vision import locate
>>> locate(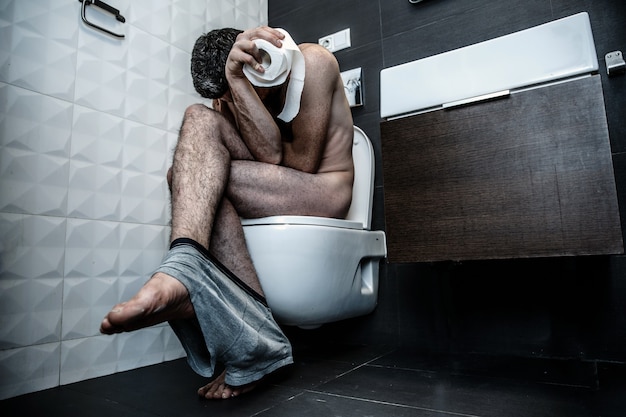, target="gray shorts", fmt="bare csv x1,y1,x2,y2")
158,238,293,387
